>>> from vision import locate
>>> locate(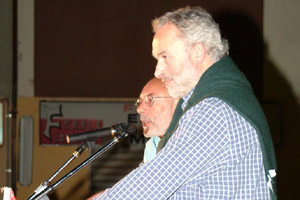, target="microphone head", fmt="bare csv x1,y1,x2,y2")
65,123,143,143
127,123,143,135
